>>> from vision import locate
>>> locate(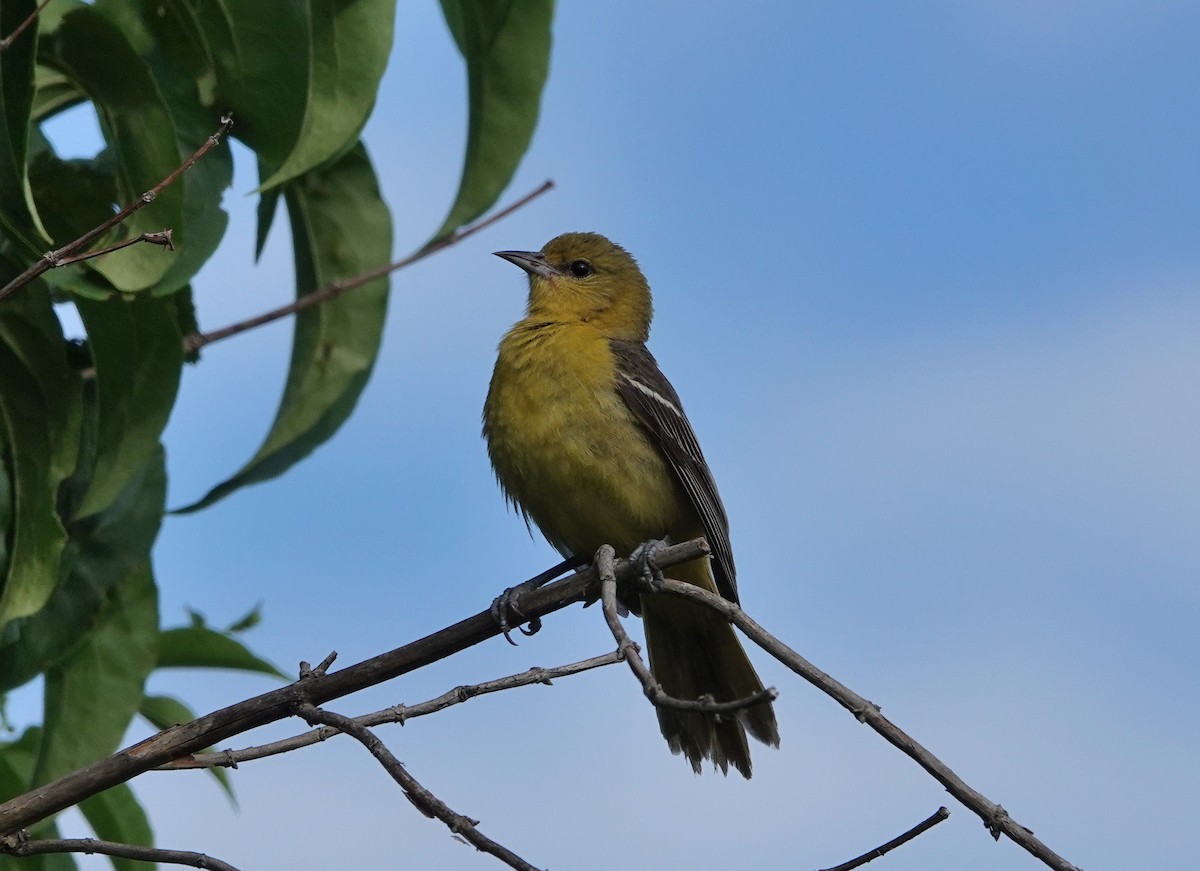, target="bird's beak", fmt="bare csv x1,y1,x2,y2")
494,250,560,279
